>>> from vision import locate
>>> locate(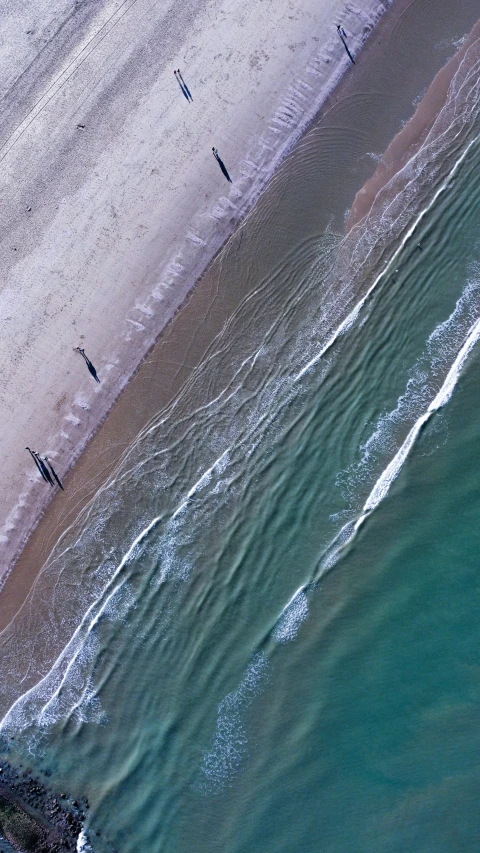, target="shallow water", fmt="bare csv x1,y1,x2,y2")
2,2,480,851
